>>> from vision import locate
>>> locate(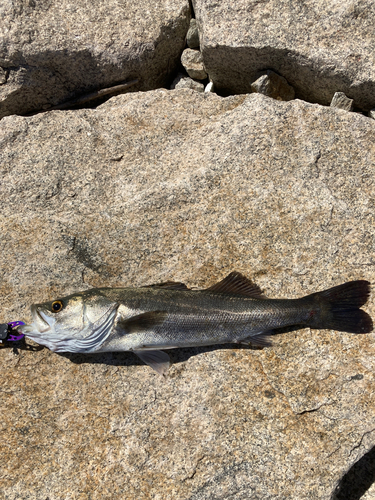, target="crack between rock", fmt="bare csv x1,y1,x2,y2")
313,150,321,178
256,356,336,417
182,455,207,481
331,440,375,500
188,0,195,18
349,427,375,457
48,79,139,110
320,205,334,231
327,445,342,459
295,402,328,415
